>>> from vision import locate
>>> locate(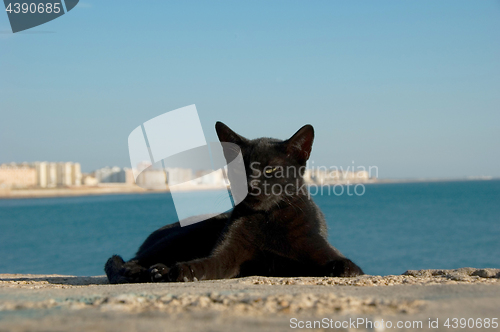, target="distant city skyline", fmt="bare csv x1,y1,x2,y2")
1,1,499,178
0,161,377,191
